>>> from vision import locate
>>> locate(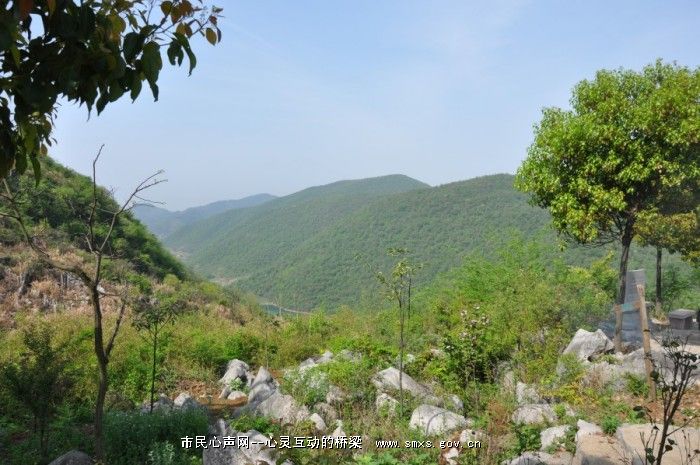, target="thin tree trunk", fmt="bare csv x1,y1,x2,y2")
398,299,404,418
617,226,634,306
149,327,158,414
655,247,662,314
91,287,108,462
